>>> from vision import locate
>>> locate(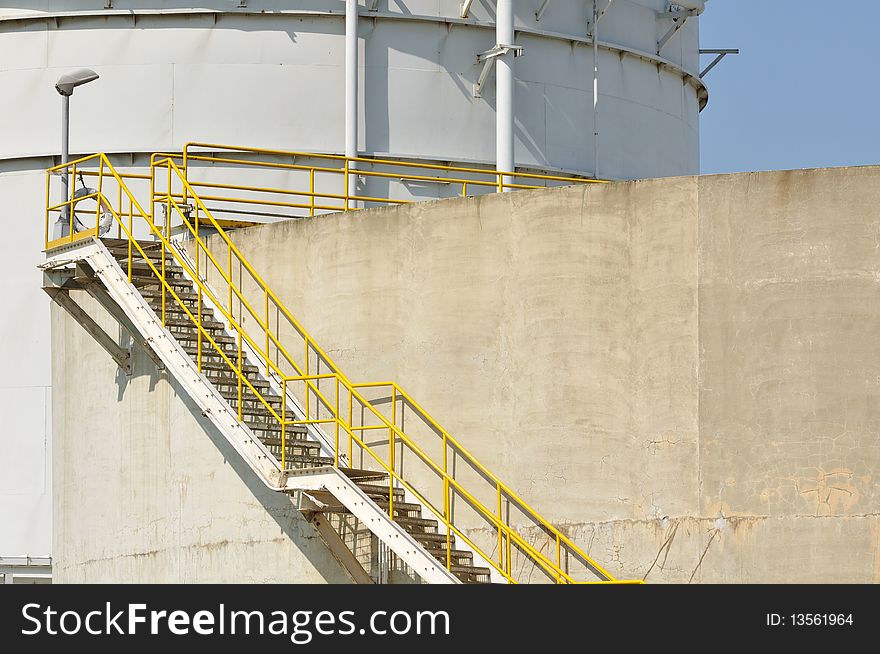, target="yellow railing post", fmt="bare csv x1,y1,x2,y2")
161,239,167,326
348,390,353,464
388,425,395,519
461,182,468,198
497,483,503,571
443,432,451,571
96,162,104,234
44,171,50,249
444,476,451,571
556,534,562,584
334,376,340,467
117,182,122,239
281,378,287,471
227,241,233,317
309,168,316,217
343,159,350,211
196,236,202,373
127,201,133,283
237,330,243,421
165,160,172,241
304,337,310,419
264,289,270,375
69,162,76,240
